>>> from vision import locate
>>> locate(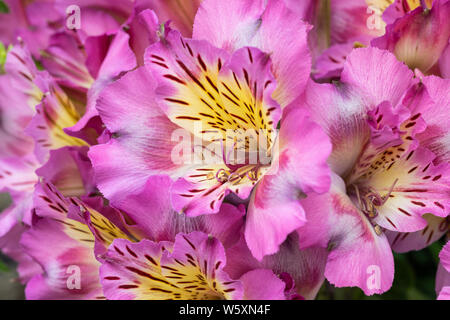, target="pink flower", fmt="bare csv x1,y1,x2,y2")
295,47,450,295
90,28,331,260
